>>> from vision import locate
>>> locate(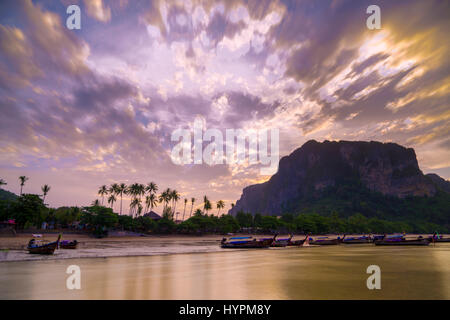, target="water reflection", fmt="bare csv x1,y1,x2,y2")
0,244,449,299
